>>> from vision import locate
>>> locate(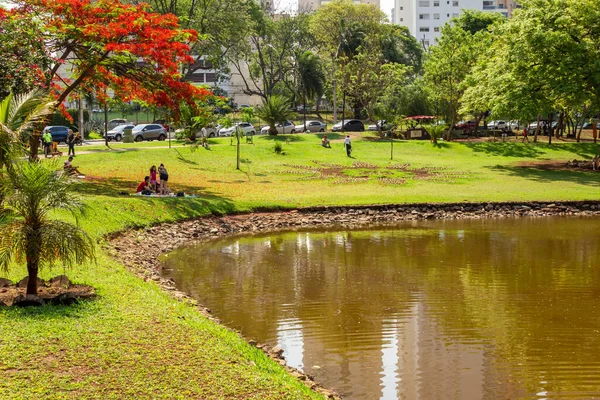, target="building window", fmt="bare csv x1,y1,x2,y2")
400,18,403,21
400,6,403,9
419,13,430,20
434,0,439,5
452,0,459,5
433,13,440,19
452,13,458,16
419,27,430,32
424,40,430,46
434,26,440,32
205,73,216,83
419,0,430,6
